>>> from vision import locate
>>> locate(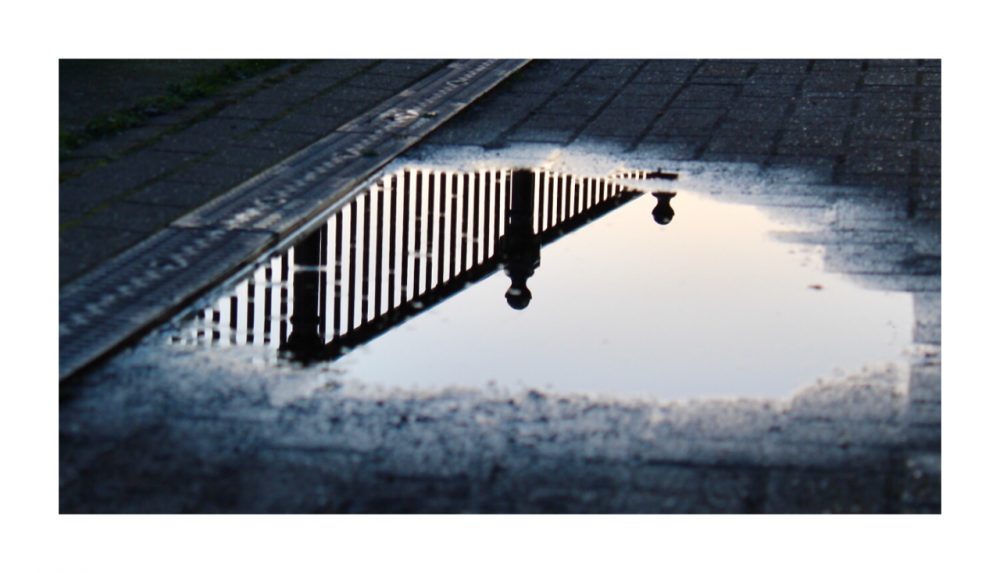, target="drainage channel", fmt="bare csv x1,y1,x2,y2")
59,59,530,381
149,159,915,401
